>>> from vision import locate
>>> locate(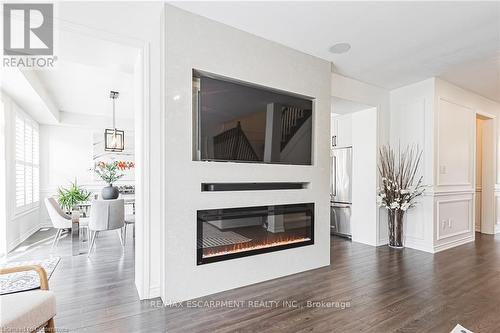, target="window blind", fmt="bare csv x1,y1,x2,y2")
15,111,39,212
